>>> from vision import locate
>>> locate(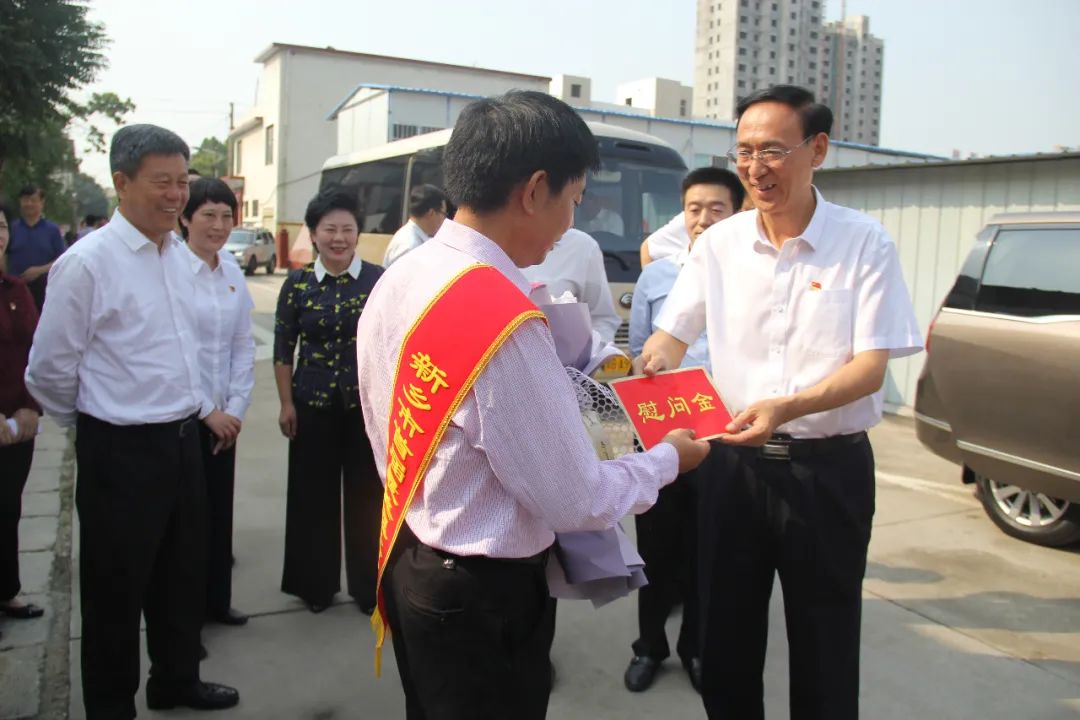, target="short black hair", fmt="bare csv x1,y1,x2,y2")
304,187,361,233
682,167,746,210
188,168,202,177
18,185,43,199
0,204,11,225
409,184,447,218
180,177,238,239
735,85,833,138
84,214,99,226
109,124,190,178
443,91,599,213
